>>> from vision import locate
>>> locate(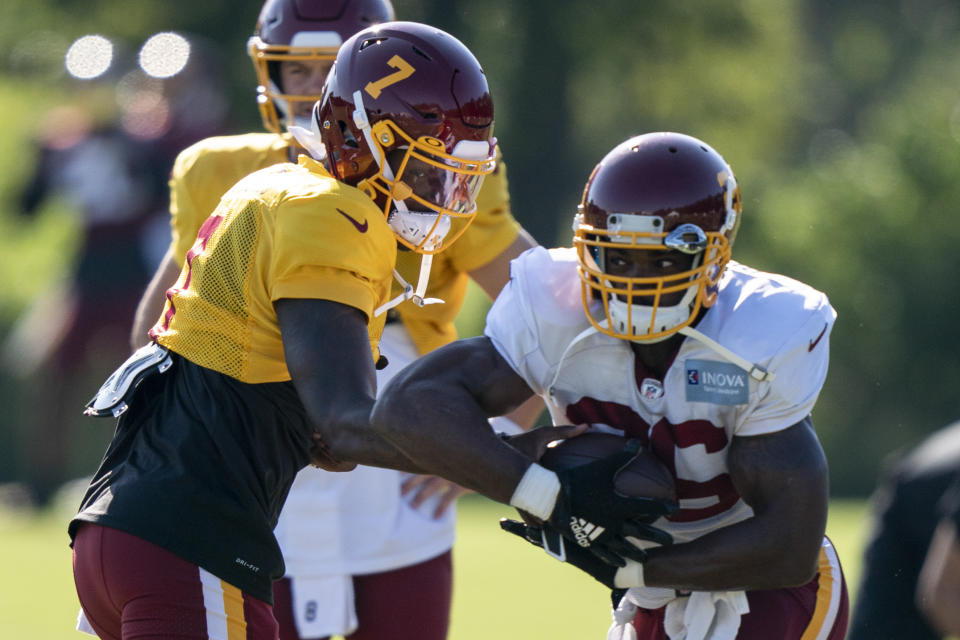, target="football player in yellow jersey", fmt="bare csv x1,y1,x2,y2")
123,2,539,640
68,22,557,640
